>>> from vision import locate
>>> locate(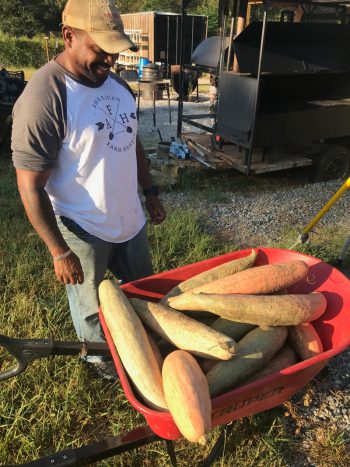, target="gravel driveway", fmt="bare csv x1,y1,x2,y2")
138,92,350,464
